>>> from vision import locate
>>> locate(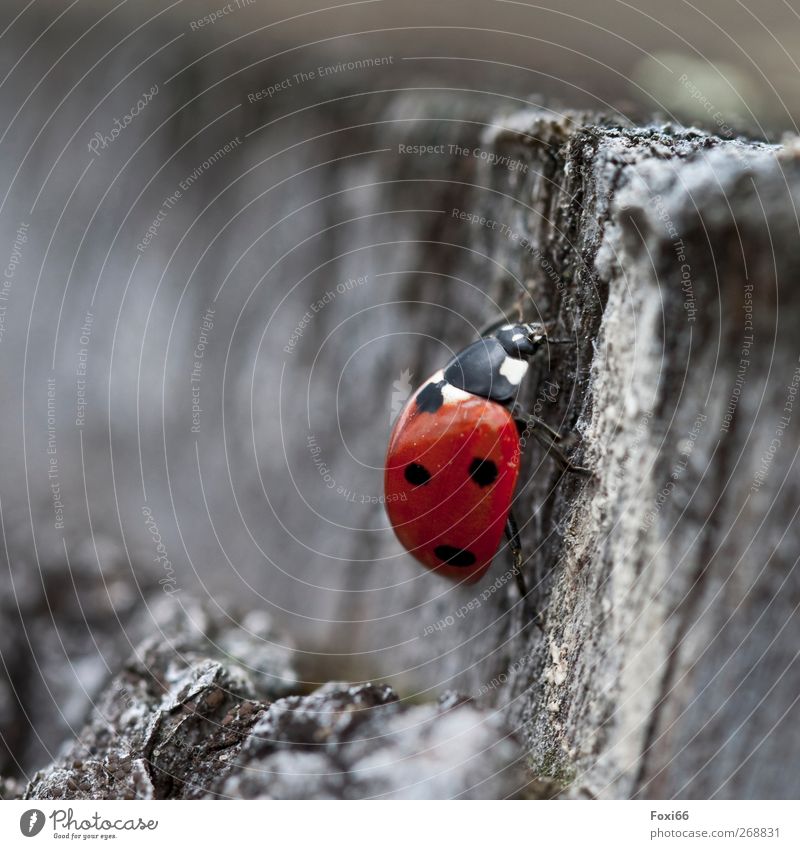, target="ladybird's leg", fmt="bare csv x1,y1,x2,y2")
533,427,592,476
525,413,564,443
515,415,592,477
504,511,526,598
505,513,545,631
